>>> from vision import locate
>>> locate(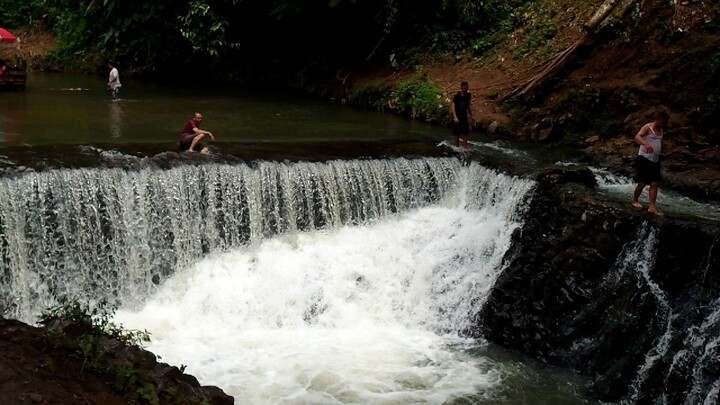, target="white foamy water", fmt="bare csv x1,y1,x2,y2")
2,156,581,403
115,176,529,404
